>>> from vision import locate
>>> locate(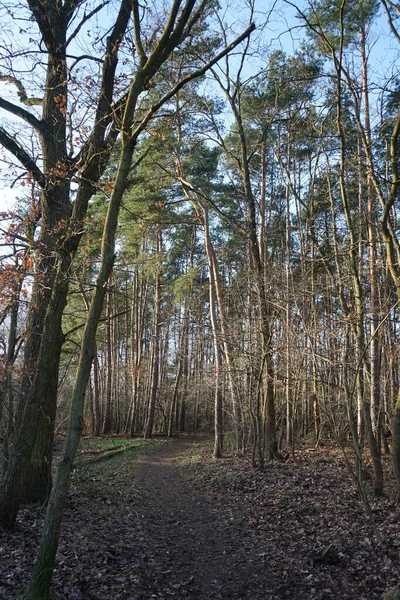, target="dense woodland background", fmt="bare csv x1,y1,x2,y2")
1,0,400,597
